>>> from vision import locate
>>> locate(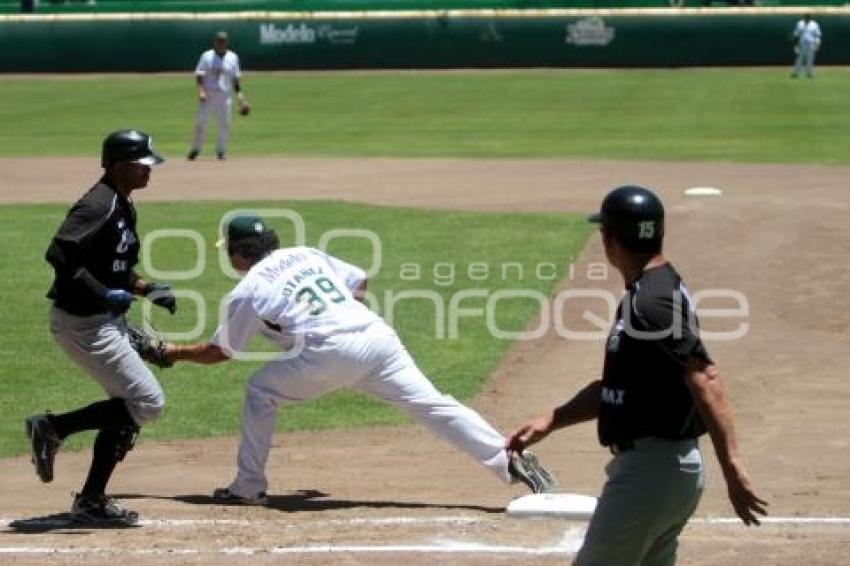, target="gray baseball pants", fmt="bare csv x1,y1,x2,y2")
574,437,704,566
50,306,165,425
